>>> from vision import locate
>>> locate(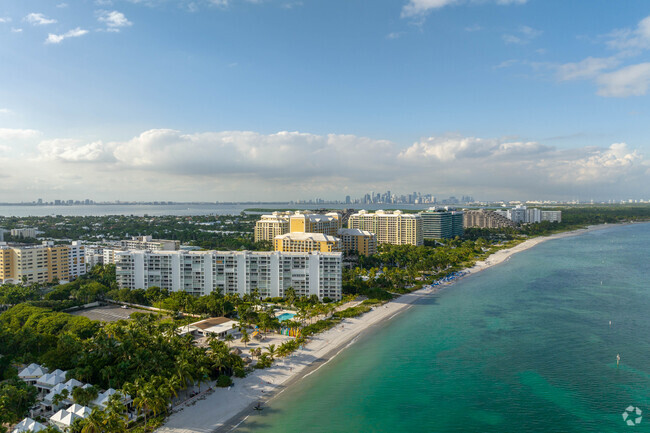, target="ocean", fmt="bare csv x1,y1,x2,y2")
237,223,650,433
0,203,431,217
